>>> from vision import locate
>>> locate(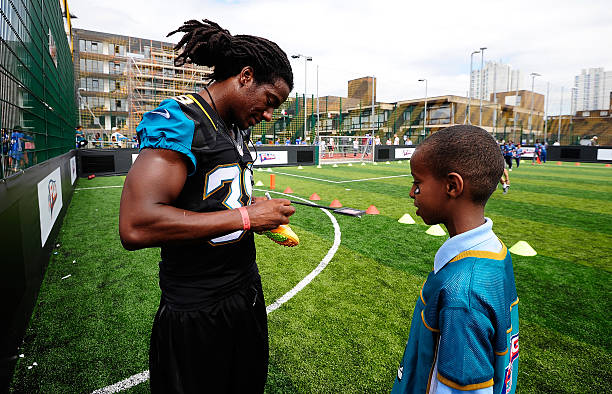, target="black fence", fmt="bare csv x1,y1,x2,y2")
0,151,77,389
